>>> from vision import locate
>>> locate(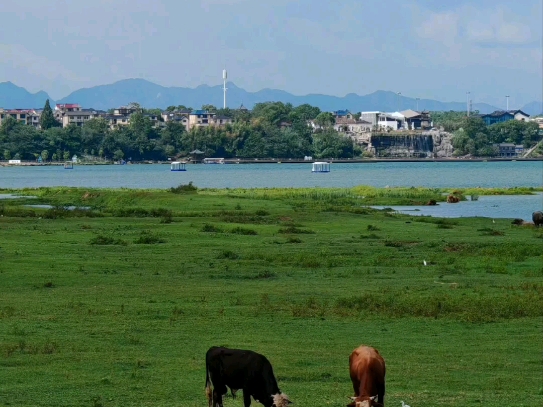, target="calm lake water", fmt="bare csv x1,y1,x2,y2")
1,161,541,220
1,161,542,189
371,193,543,222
